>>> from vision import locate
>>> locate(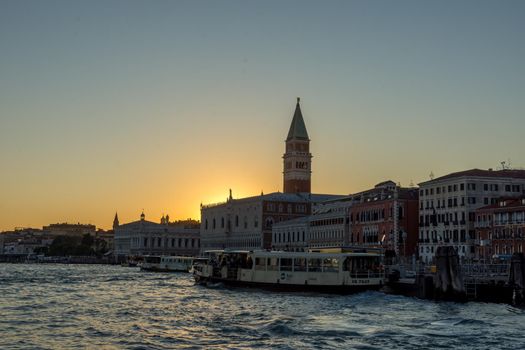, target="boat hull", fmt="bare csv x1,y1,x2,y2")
194,275,383,294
